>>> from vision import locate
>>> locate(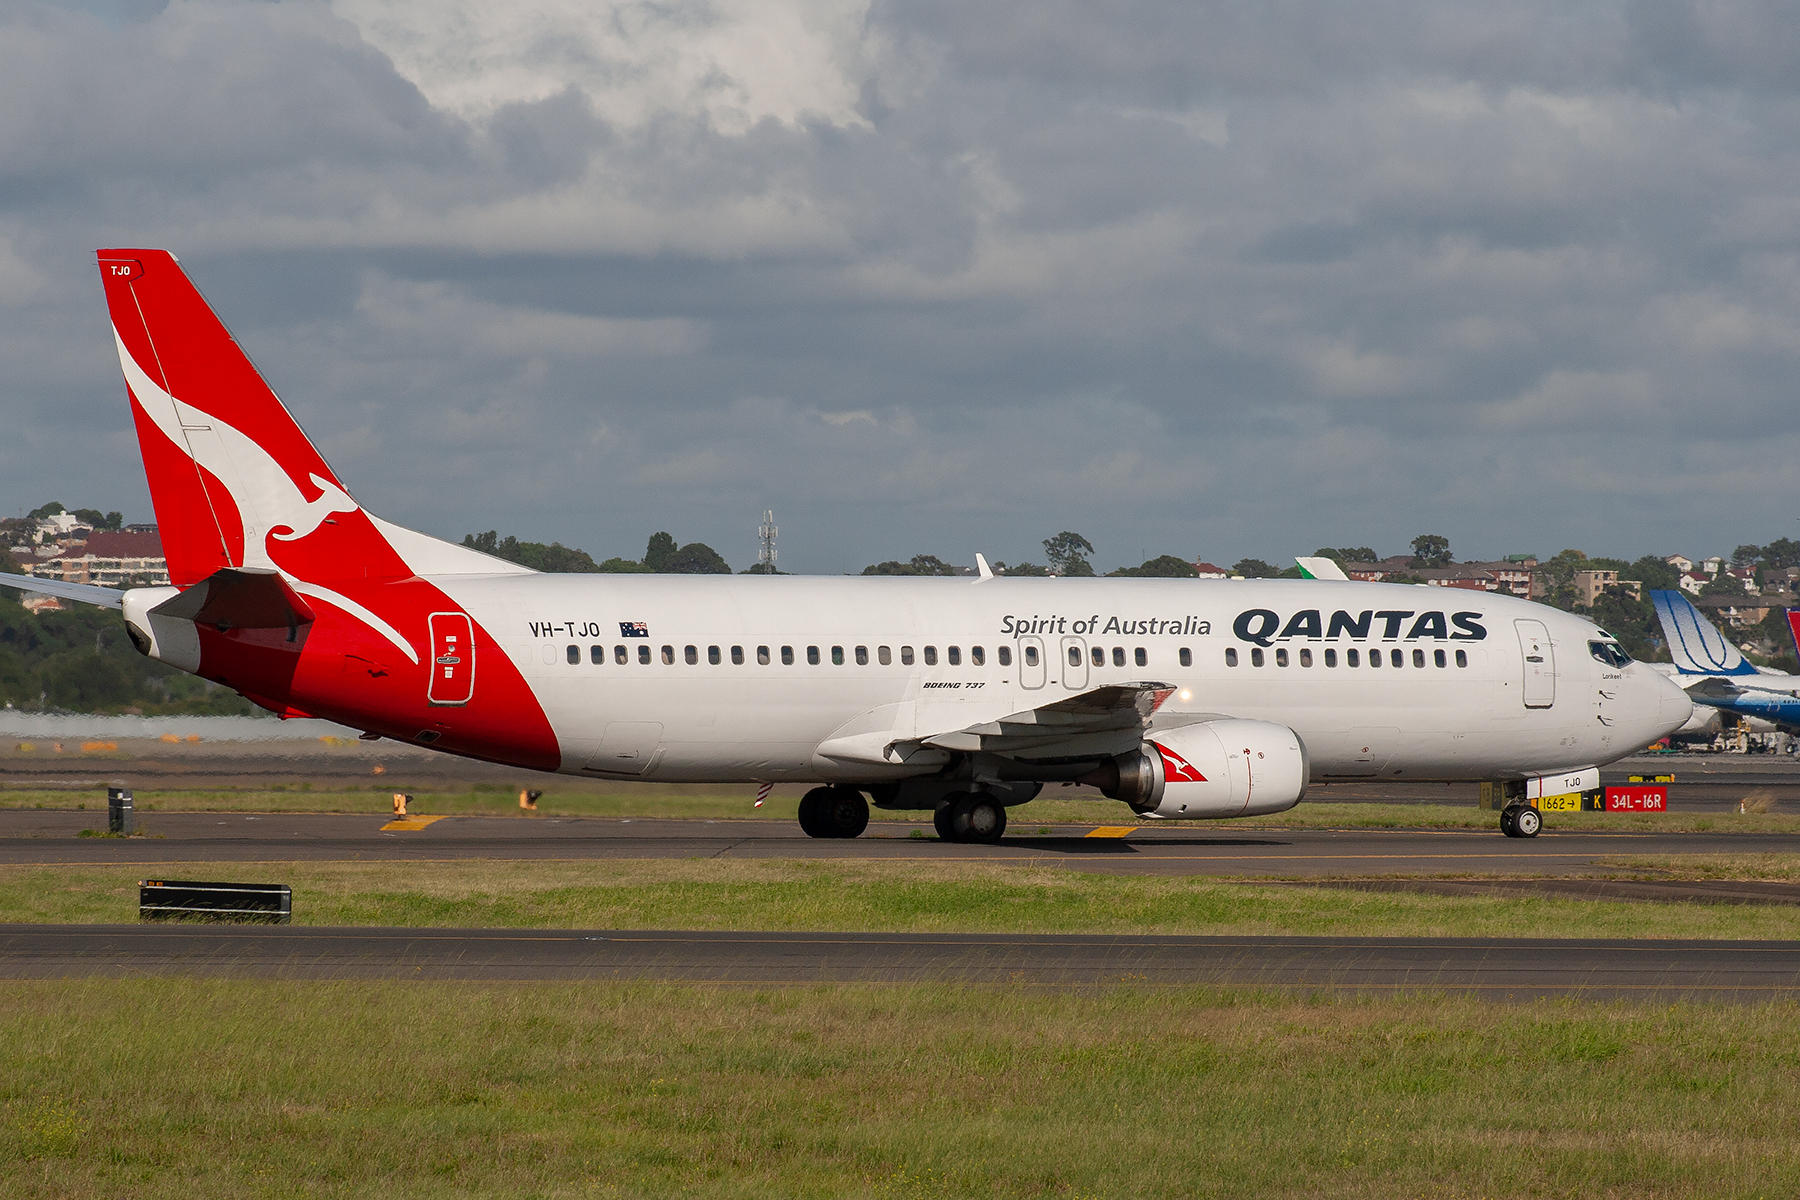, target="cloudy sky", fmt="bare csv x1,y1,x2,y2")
3,0,1798,573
